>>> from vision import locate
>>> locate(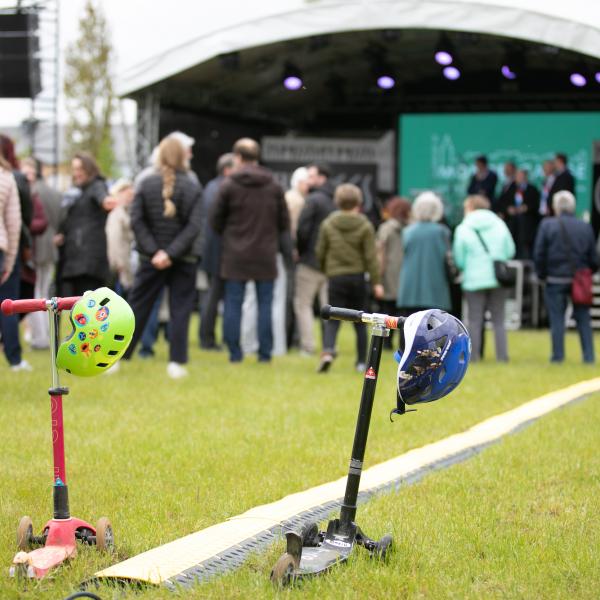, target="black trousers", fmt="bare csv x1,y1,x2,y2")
123,260,196,364
323,273,368,364
60,275,106,298
199,274,225,348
